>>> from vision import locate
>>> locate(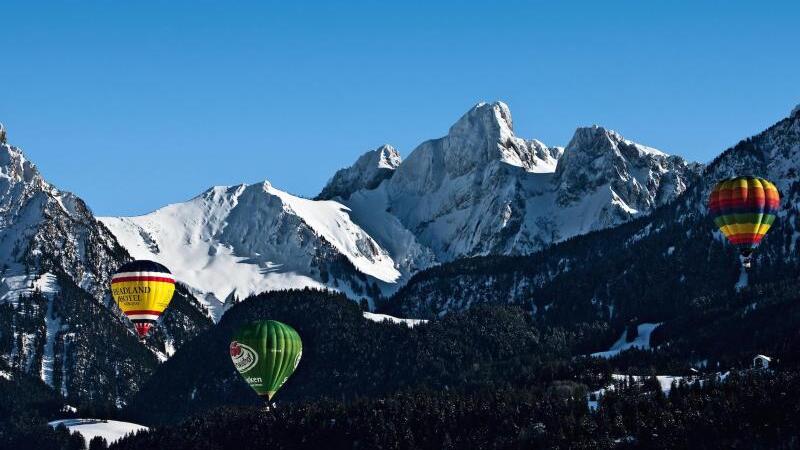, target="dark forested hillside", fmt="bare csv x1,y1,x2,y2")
0,272,213,413
124,288,589,425
125,267,800,427
112,369,800,450
0,360,87,450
